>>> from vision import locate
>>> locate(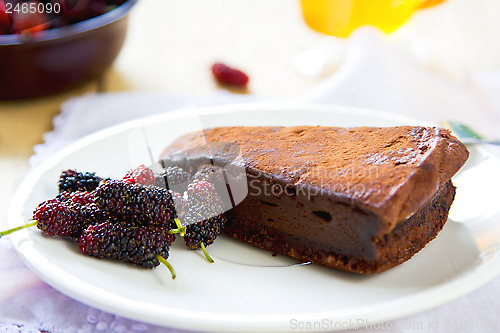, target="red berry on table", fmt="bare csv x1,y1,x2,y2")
211,63,249,88
11,1,49,34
